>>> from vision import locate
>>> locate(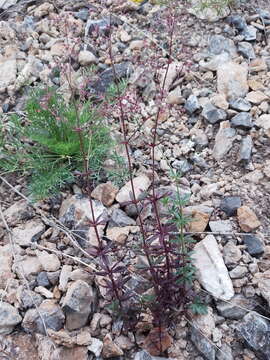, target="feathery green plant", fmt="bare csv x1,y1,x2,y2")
0,87,113,200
